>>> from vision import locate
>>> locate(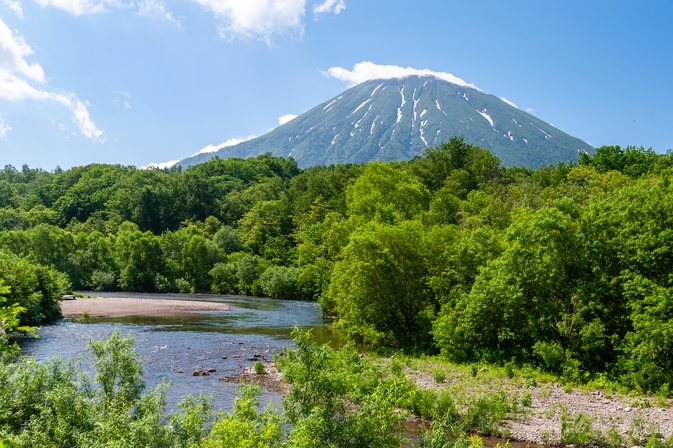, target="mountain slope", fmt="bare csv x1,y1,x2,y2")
179,76,593,169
